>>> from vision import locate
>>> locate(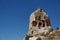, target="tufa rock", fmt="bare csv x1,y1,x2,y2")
23,8,60,40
